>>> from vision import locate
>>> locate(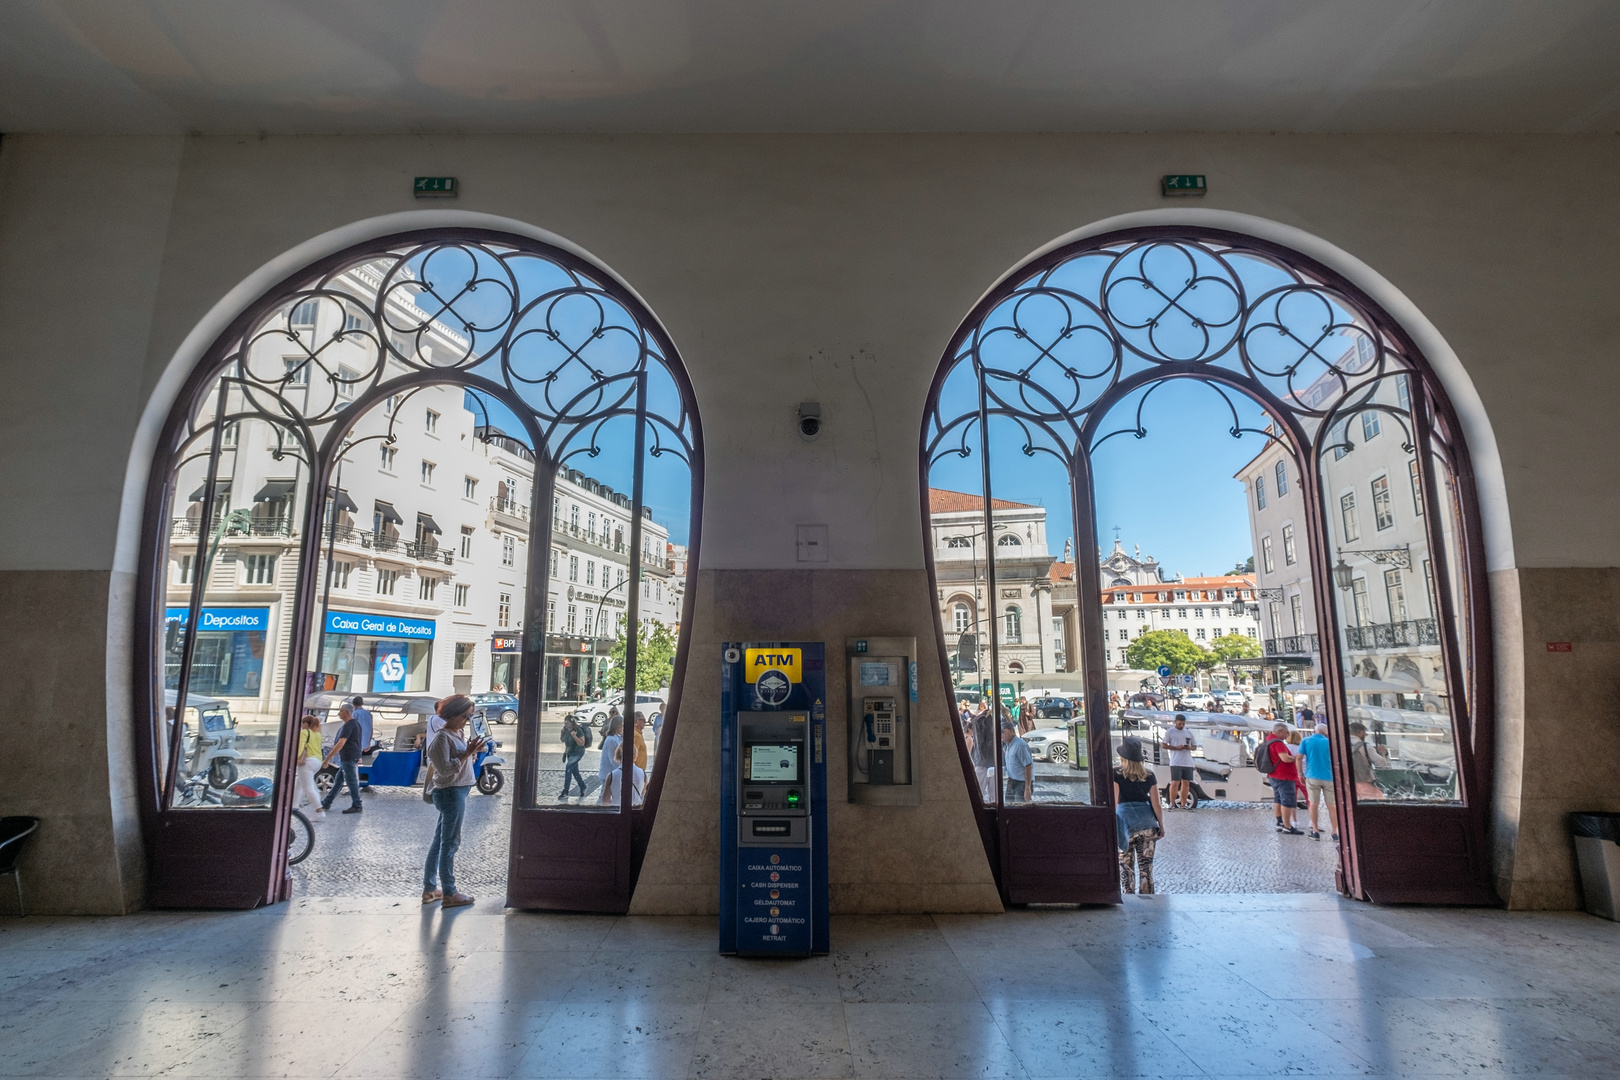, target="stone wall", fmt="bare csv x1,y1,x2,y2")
2,132,1619,912
630,570,1002,915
